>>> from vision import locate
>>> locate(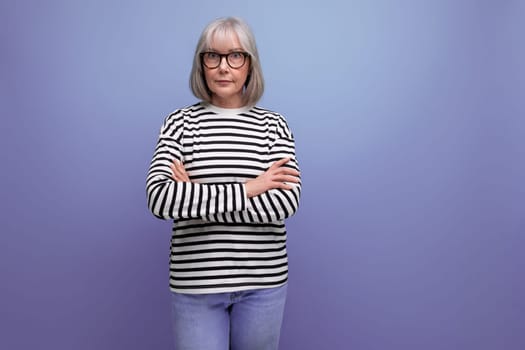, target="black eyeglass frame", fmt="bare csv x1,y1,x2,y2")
200,51,250,69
